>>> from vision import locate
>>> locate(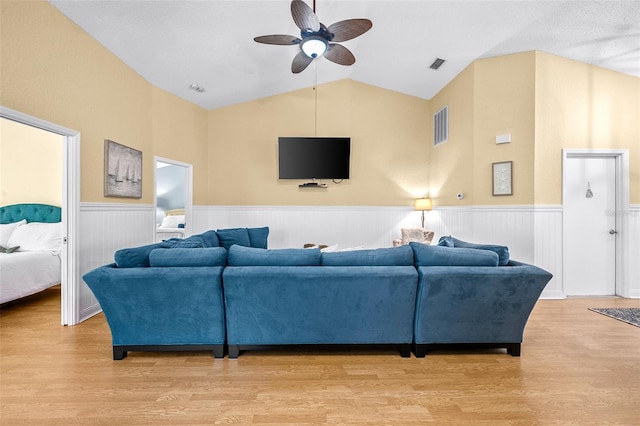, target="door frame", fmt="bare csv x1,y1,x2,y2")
0,106,80,325
154,156,193,238
562,149,630,297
